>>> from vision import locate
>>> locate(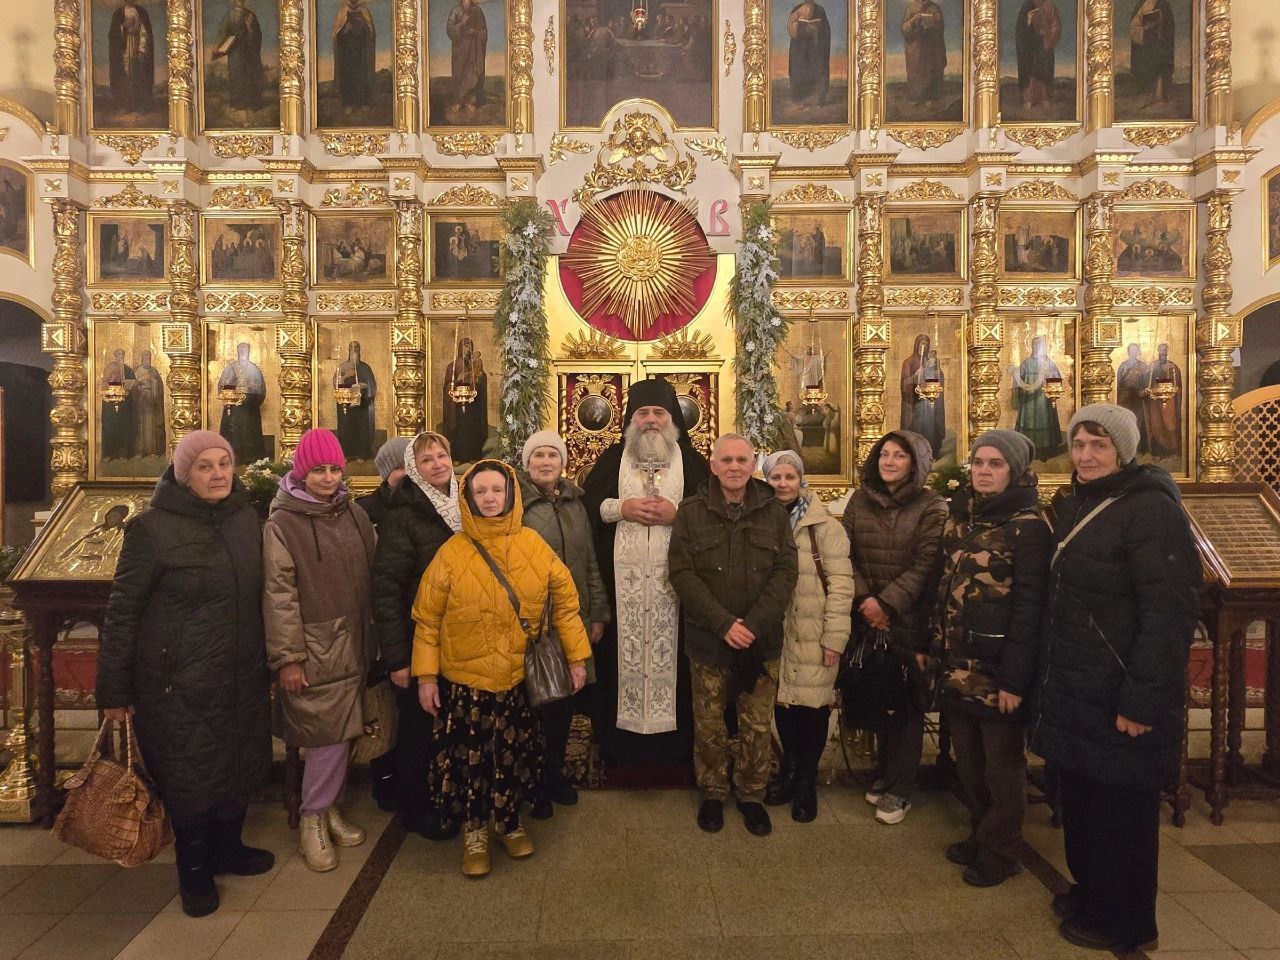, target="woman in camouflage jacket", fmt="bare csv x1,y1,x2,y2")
933,429,1052,888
